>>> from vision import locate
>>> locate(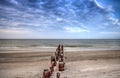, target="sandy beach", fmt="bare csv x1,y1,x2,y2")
1,0,120,77
0,50,120,78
